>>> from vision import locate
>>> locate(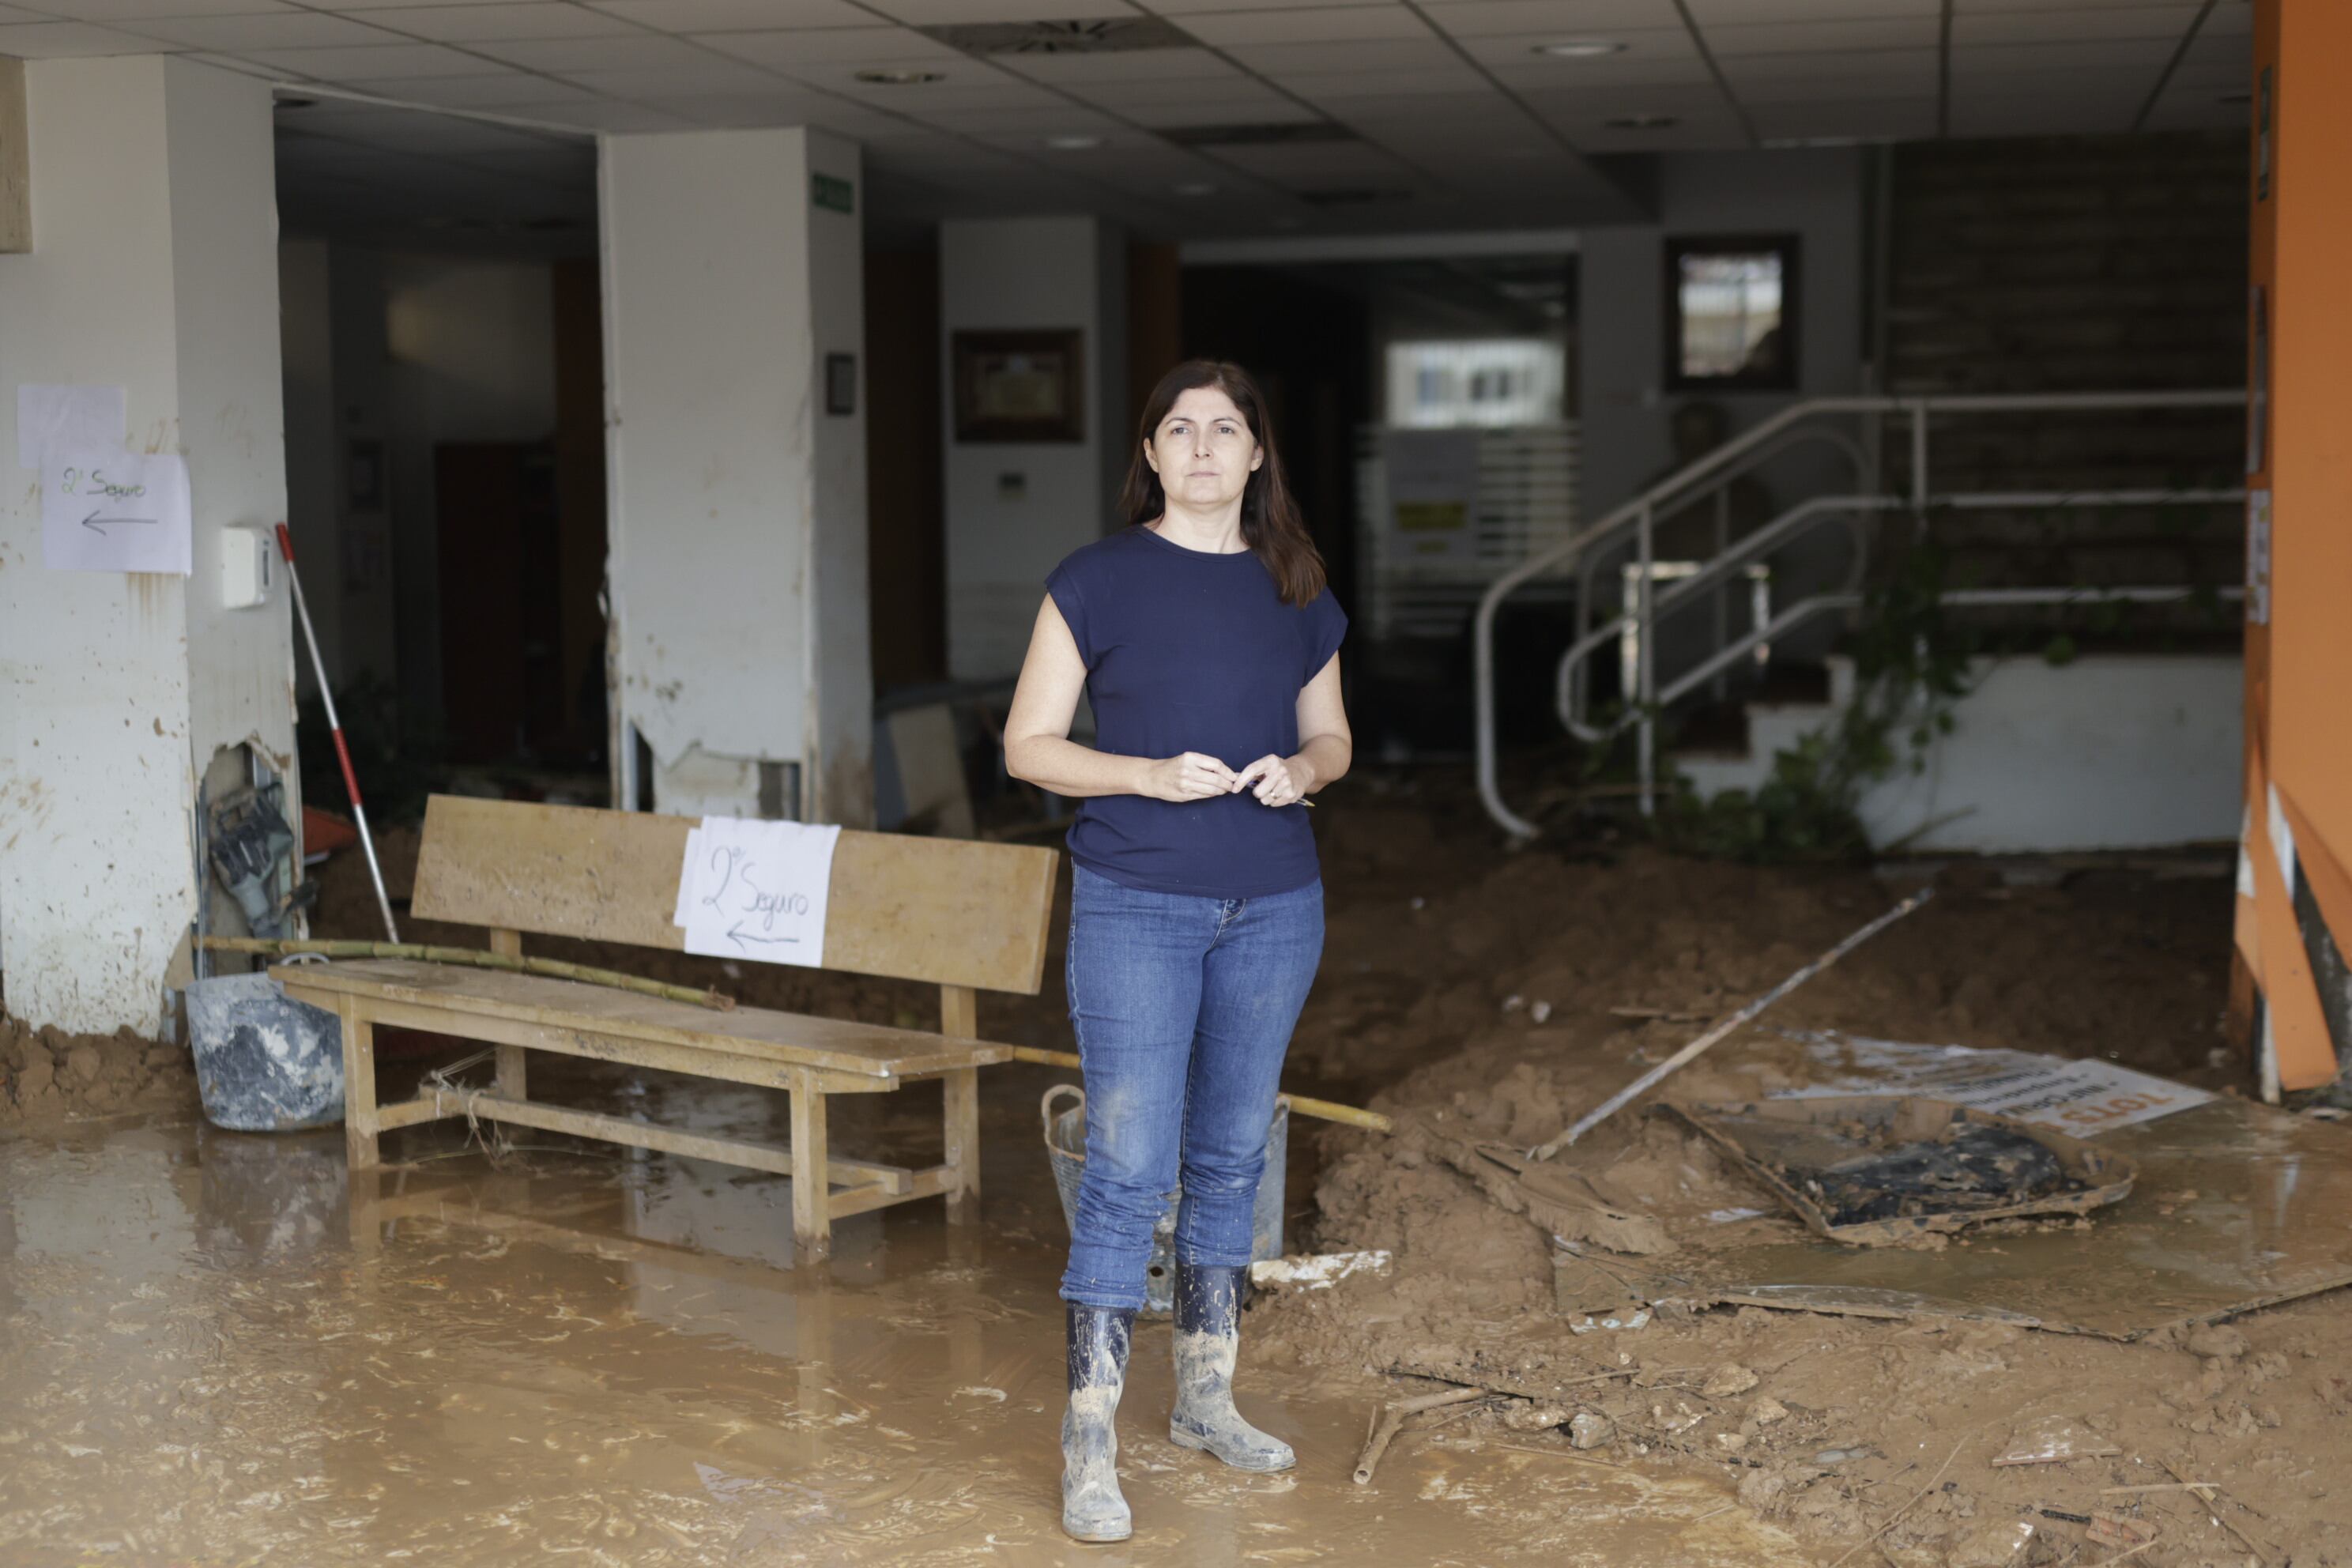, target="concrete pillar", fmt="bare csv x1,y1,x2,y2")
599,126,871,826
940,216,1128,682
0,57,295,1037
